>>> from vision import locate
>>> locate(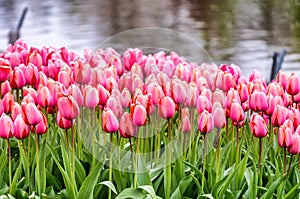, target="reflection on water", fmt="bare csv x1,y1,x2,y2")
0,0,300,81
